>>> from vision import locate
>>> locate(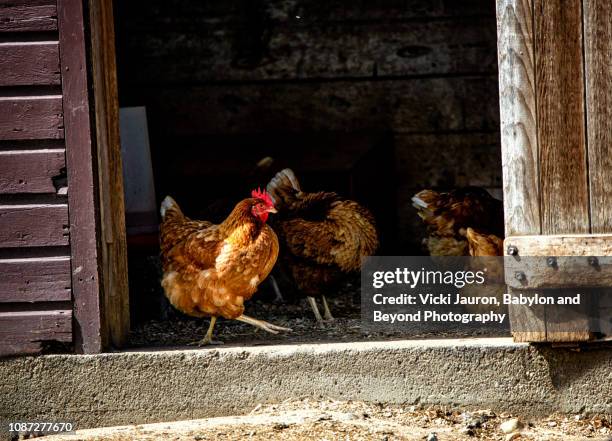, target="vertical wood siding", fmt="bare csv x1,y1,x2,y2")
496,0,540,237
584,0,612,234
534,0,589,235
